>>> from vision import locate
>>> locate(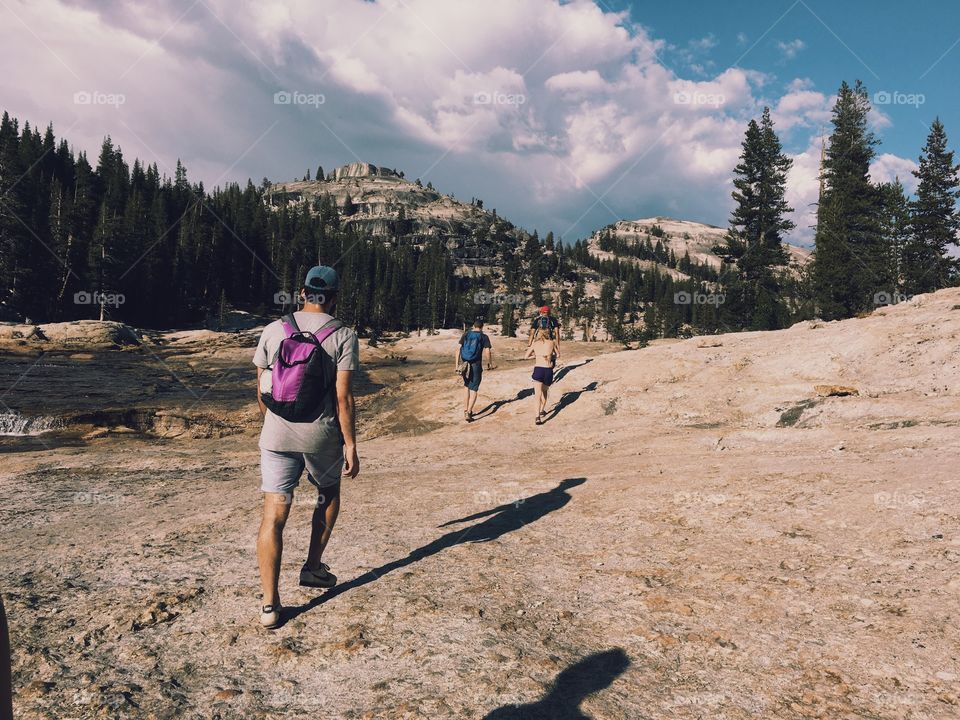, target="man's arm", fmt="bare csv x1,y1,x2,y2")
485,344,494,369
256,367,267,416
454,343,462,371
0,598,12,720
336,369,359,478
